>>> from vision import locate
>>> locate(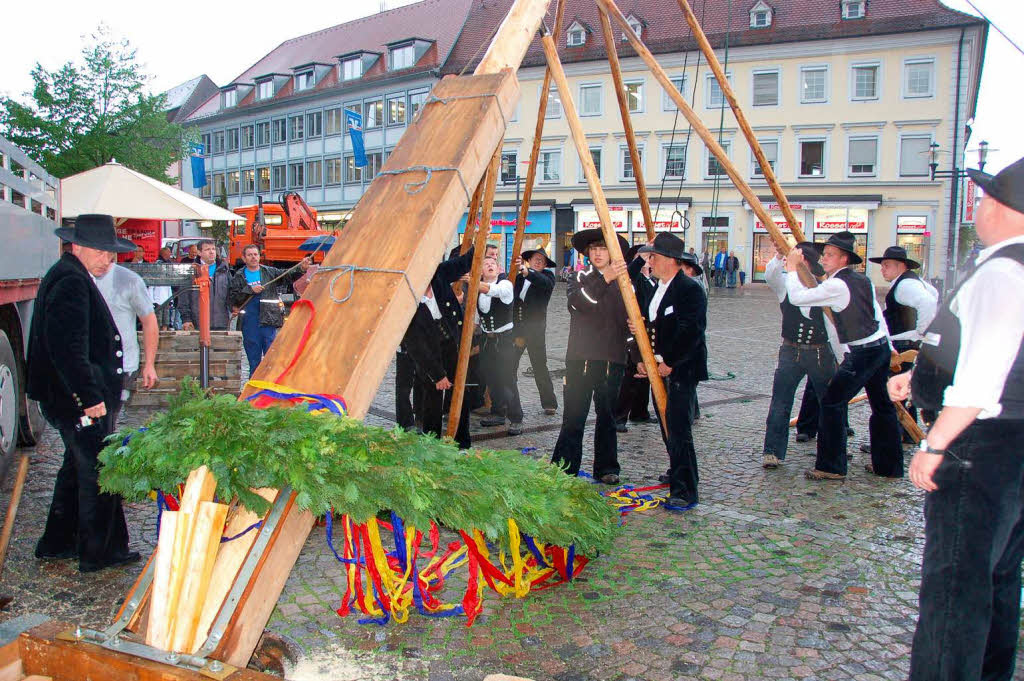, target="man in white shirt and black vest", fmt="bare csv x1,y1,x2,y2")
761,242,845,469
868,245,938,439
511,249,558,416
888,158,1024,680
551,229,629,484
477,255,523,435
785,231,902,480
